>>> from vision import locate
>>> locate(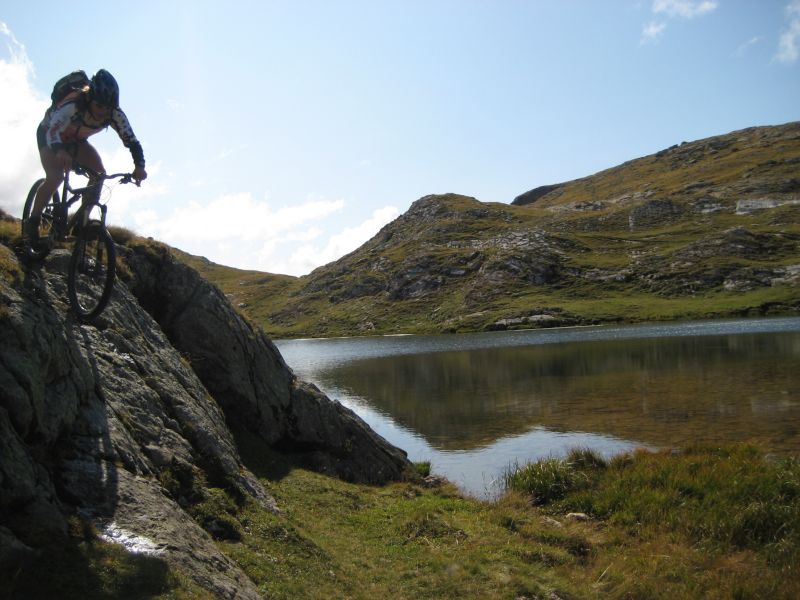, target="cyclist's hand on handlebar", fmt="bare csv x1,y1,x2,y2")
132,166,147,186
